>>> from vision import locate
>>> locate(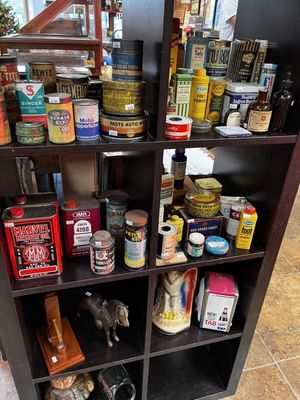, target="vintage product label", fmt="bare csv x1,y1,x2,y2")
206,47,230,77
0,63,20,123
165,122,191,140
90,246,114,275
74,104,99,141
112,53,143,81
125,224,147,268
235,218,256,249
226,112,241,126
202,294,235,331
171,160,186,181
175,81,192,117
205,81,226,124
247,110,272,132
106,203,127,247
100,115,147,138
57,81,88,99
103,88,144,115
16,82,47,126
29,65,56,93
187,242,204,257
190,84,209,121
191,44,207,69
221,92,259,123
0,94,11,145
226,206,245,238
46,102,75,143
157,232,176,260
